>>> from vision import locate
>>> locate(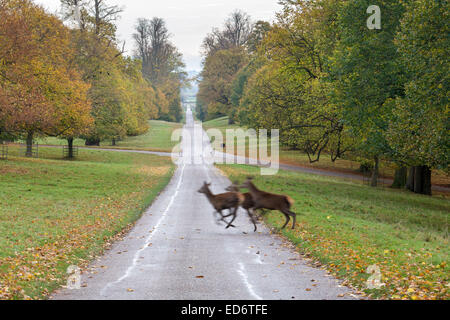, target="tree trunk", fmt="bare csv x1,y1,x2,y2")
406,167,415,191
26,132,33,157
85,138,100,146
112,138,116,146
407,166,432,195
391,167,407,189
422,166,432,196
415,166,432,195
67,137,74,159
370,155,379,187
414,166,424,194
